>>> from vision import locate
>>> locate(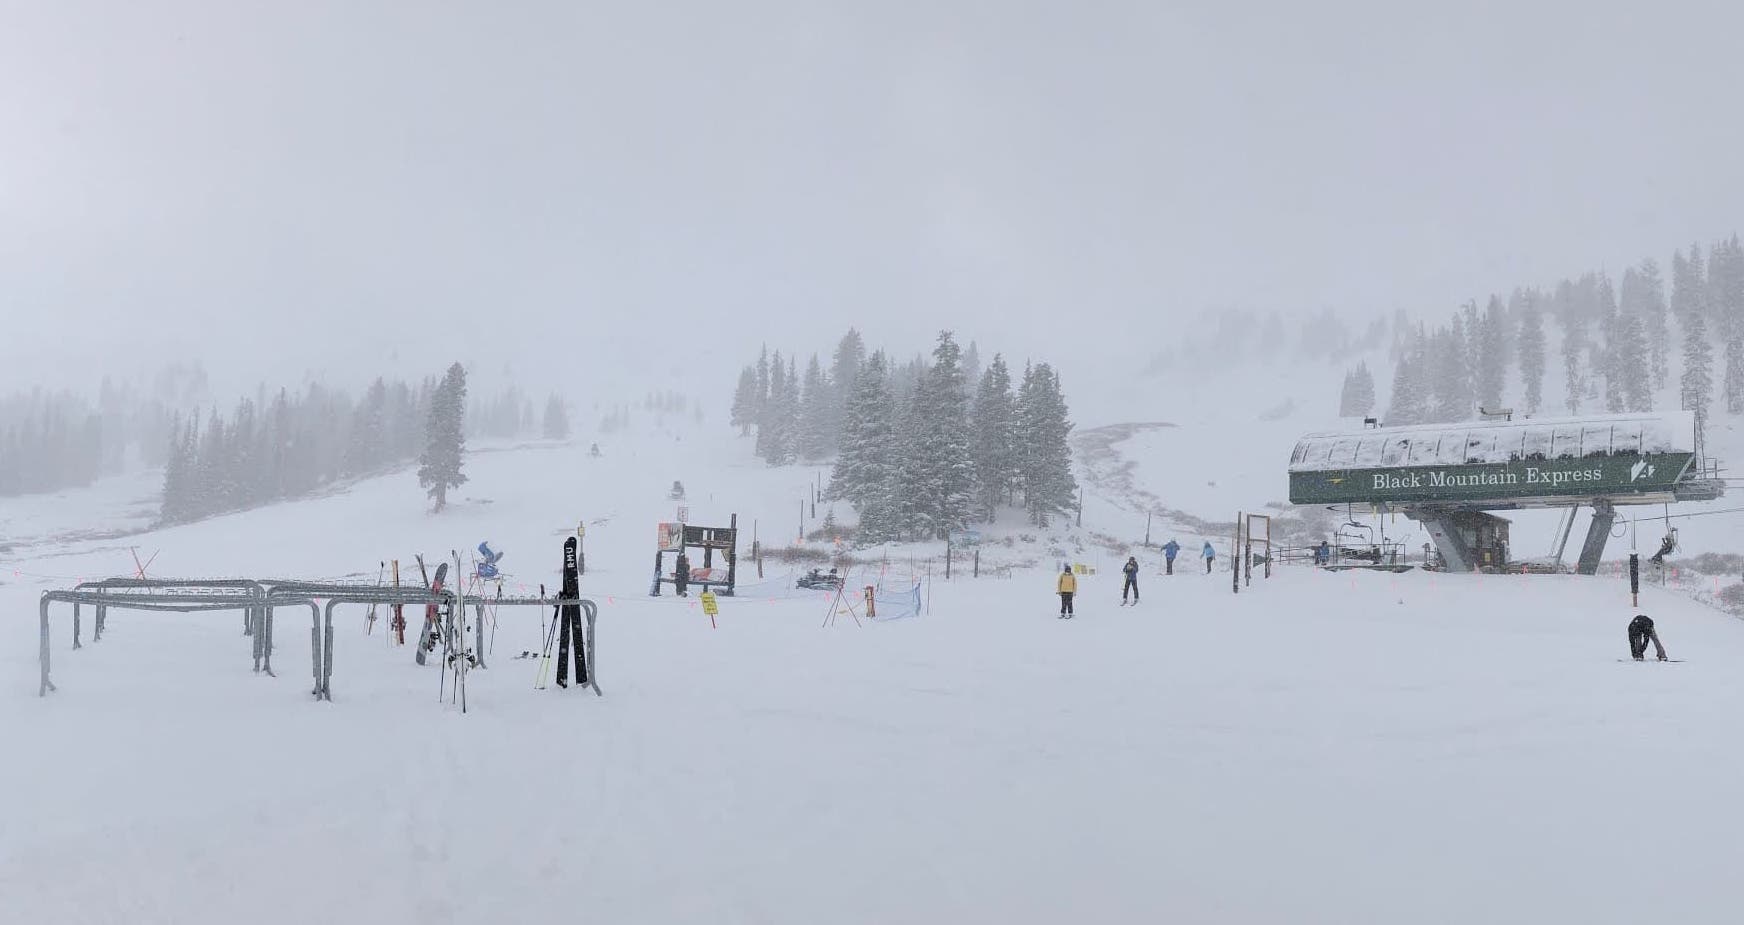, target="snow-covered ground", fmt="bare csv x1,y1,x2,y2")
5,409,1744,923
